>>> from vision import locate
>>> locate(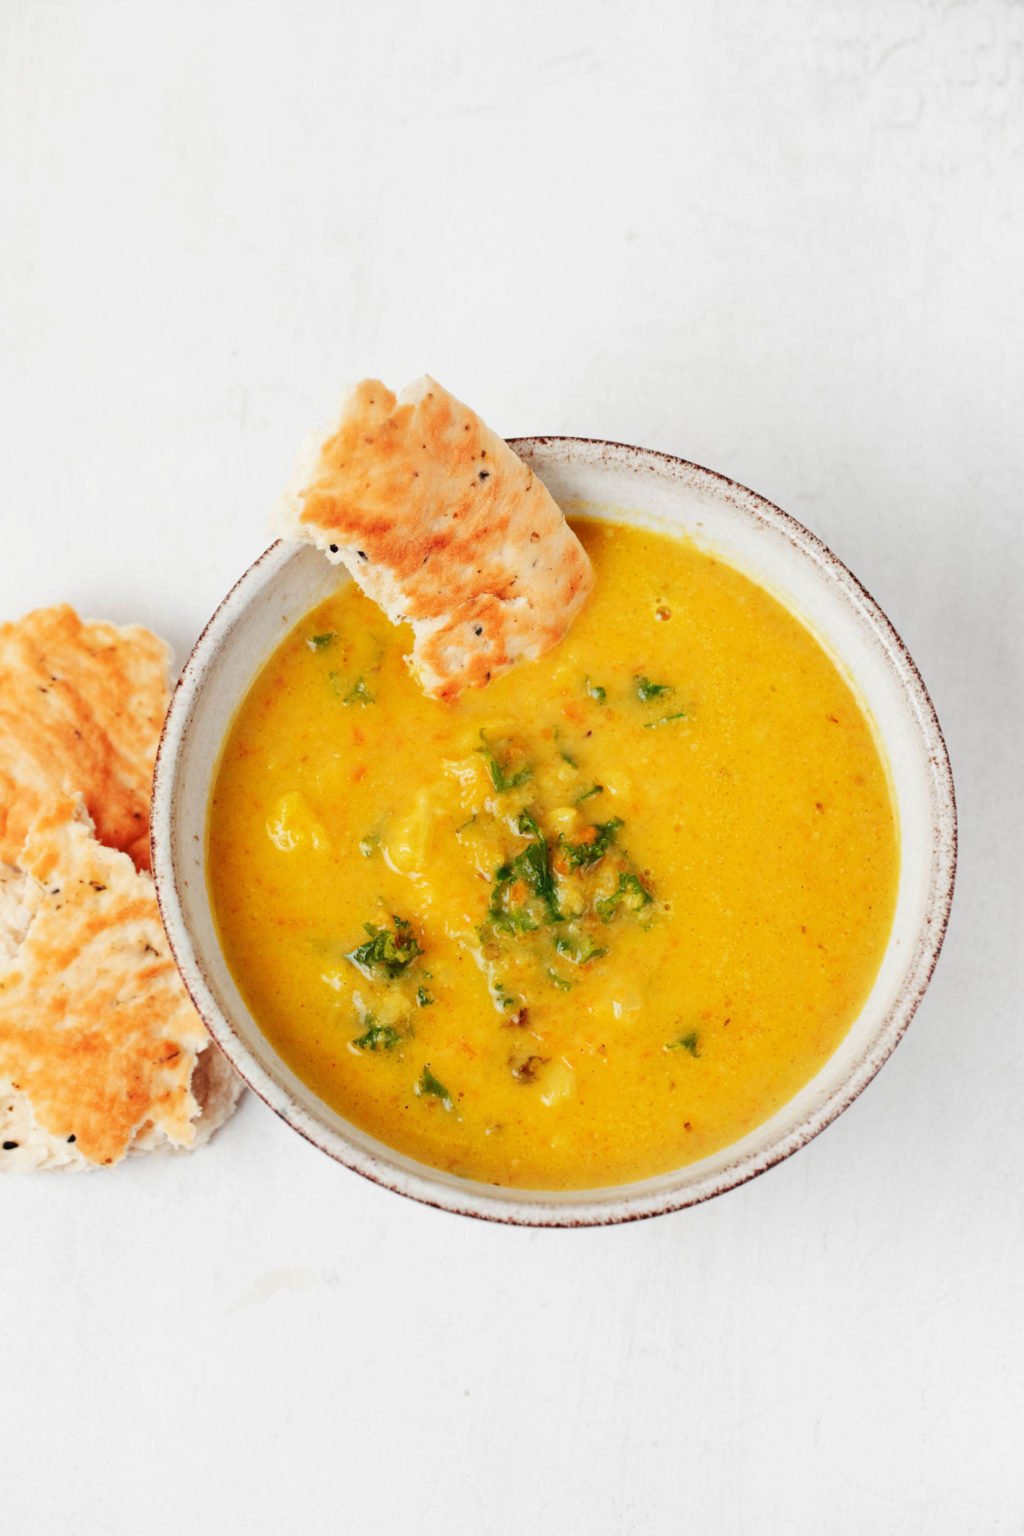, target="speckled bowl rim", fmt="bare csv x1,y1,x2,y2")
152,438,957,1226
